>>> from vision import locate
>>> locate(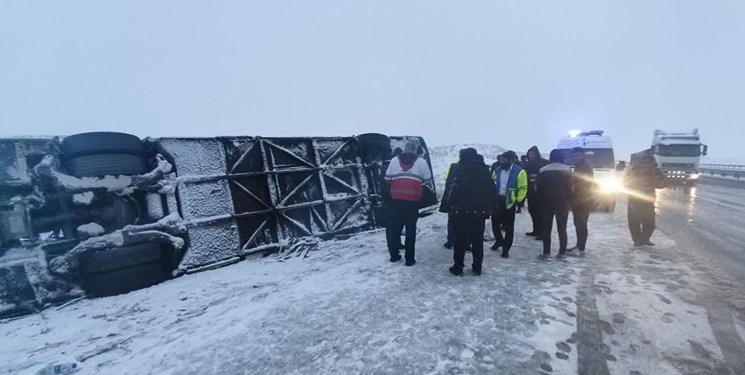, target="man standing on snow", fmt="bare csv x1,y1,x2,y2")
624,151,665,247
490,151,528,258
441,153,462,249
537,149,573,260
384,140,432,266
446,148,494,276
524,146,549,238
568,147,594,256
